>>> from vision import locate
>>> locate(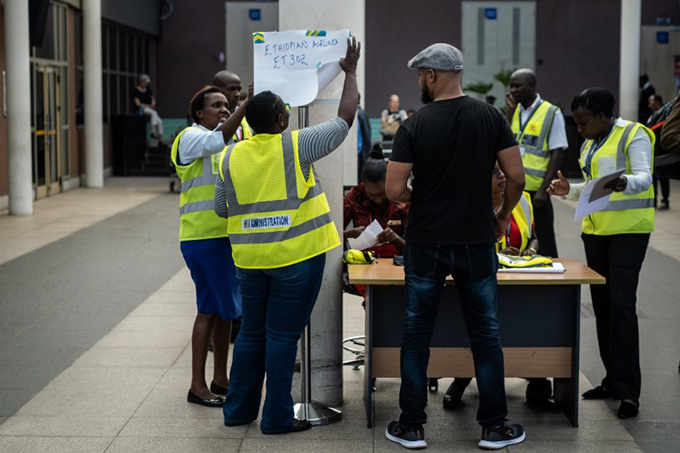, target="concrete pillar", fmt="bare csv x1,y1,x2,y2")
5,0,33,215
83,0,104,187
279,0,365,406
619,0,641,121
